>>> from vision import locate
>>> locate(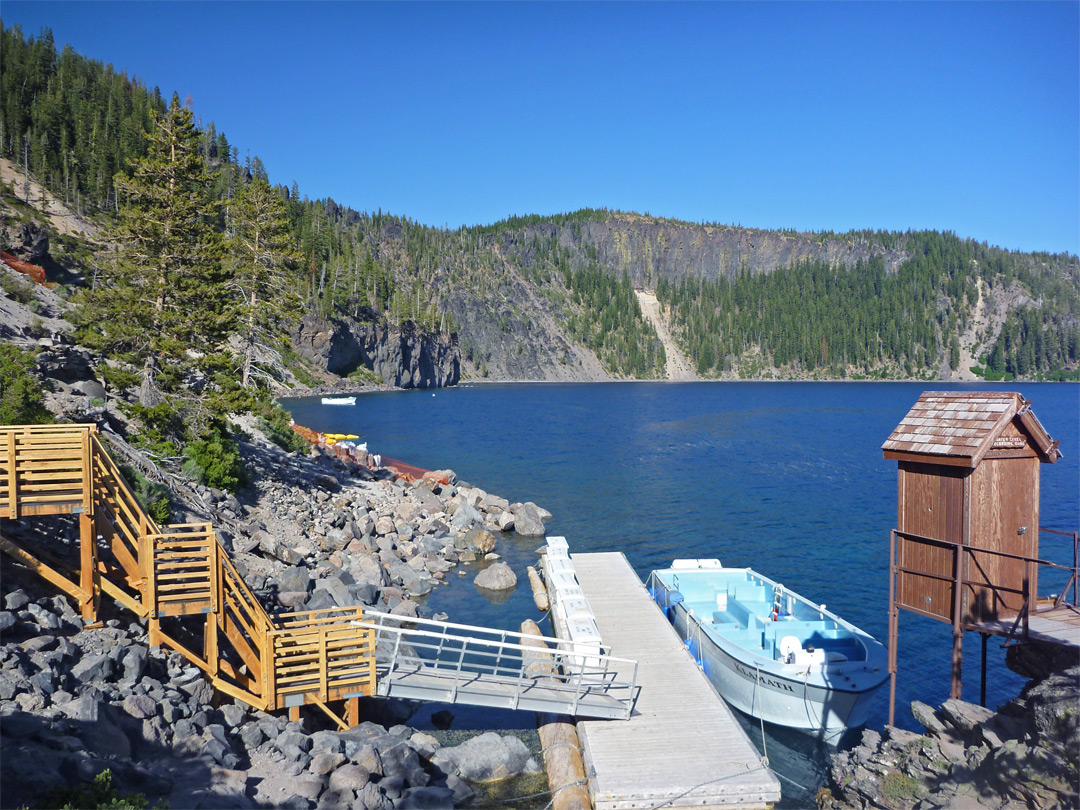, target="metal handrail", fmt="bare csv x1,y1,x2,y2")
357,610,638,715
892,526,1079,643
